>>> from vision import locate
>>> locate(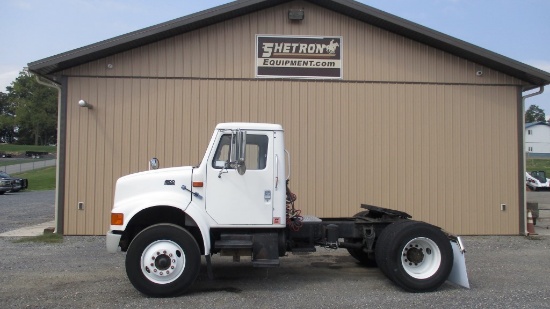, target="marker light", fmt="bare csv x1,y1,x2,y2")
111,213,124,225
